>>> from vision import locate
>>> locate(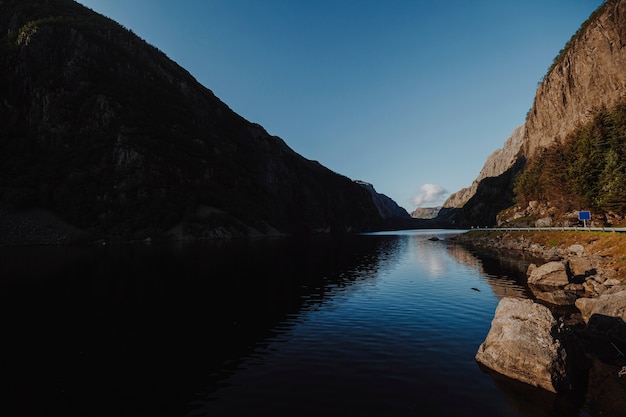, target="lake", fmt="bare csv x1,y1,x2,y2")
4,230,588,416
